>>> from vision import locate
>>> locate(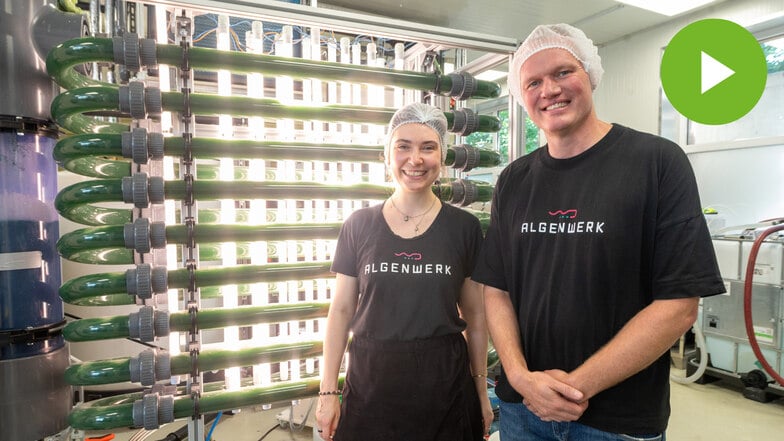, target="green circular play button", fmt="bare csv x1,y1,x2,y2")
660,19,767,125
